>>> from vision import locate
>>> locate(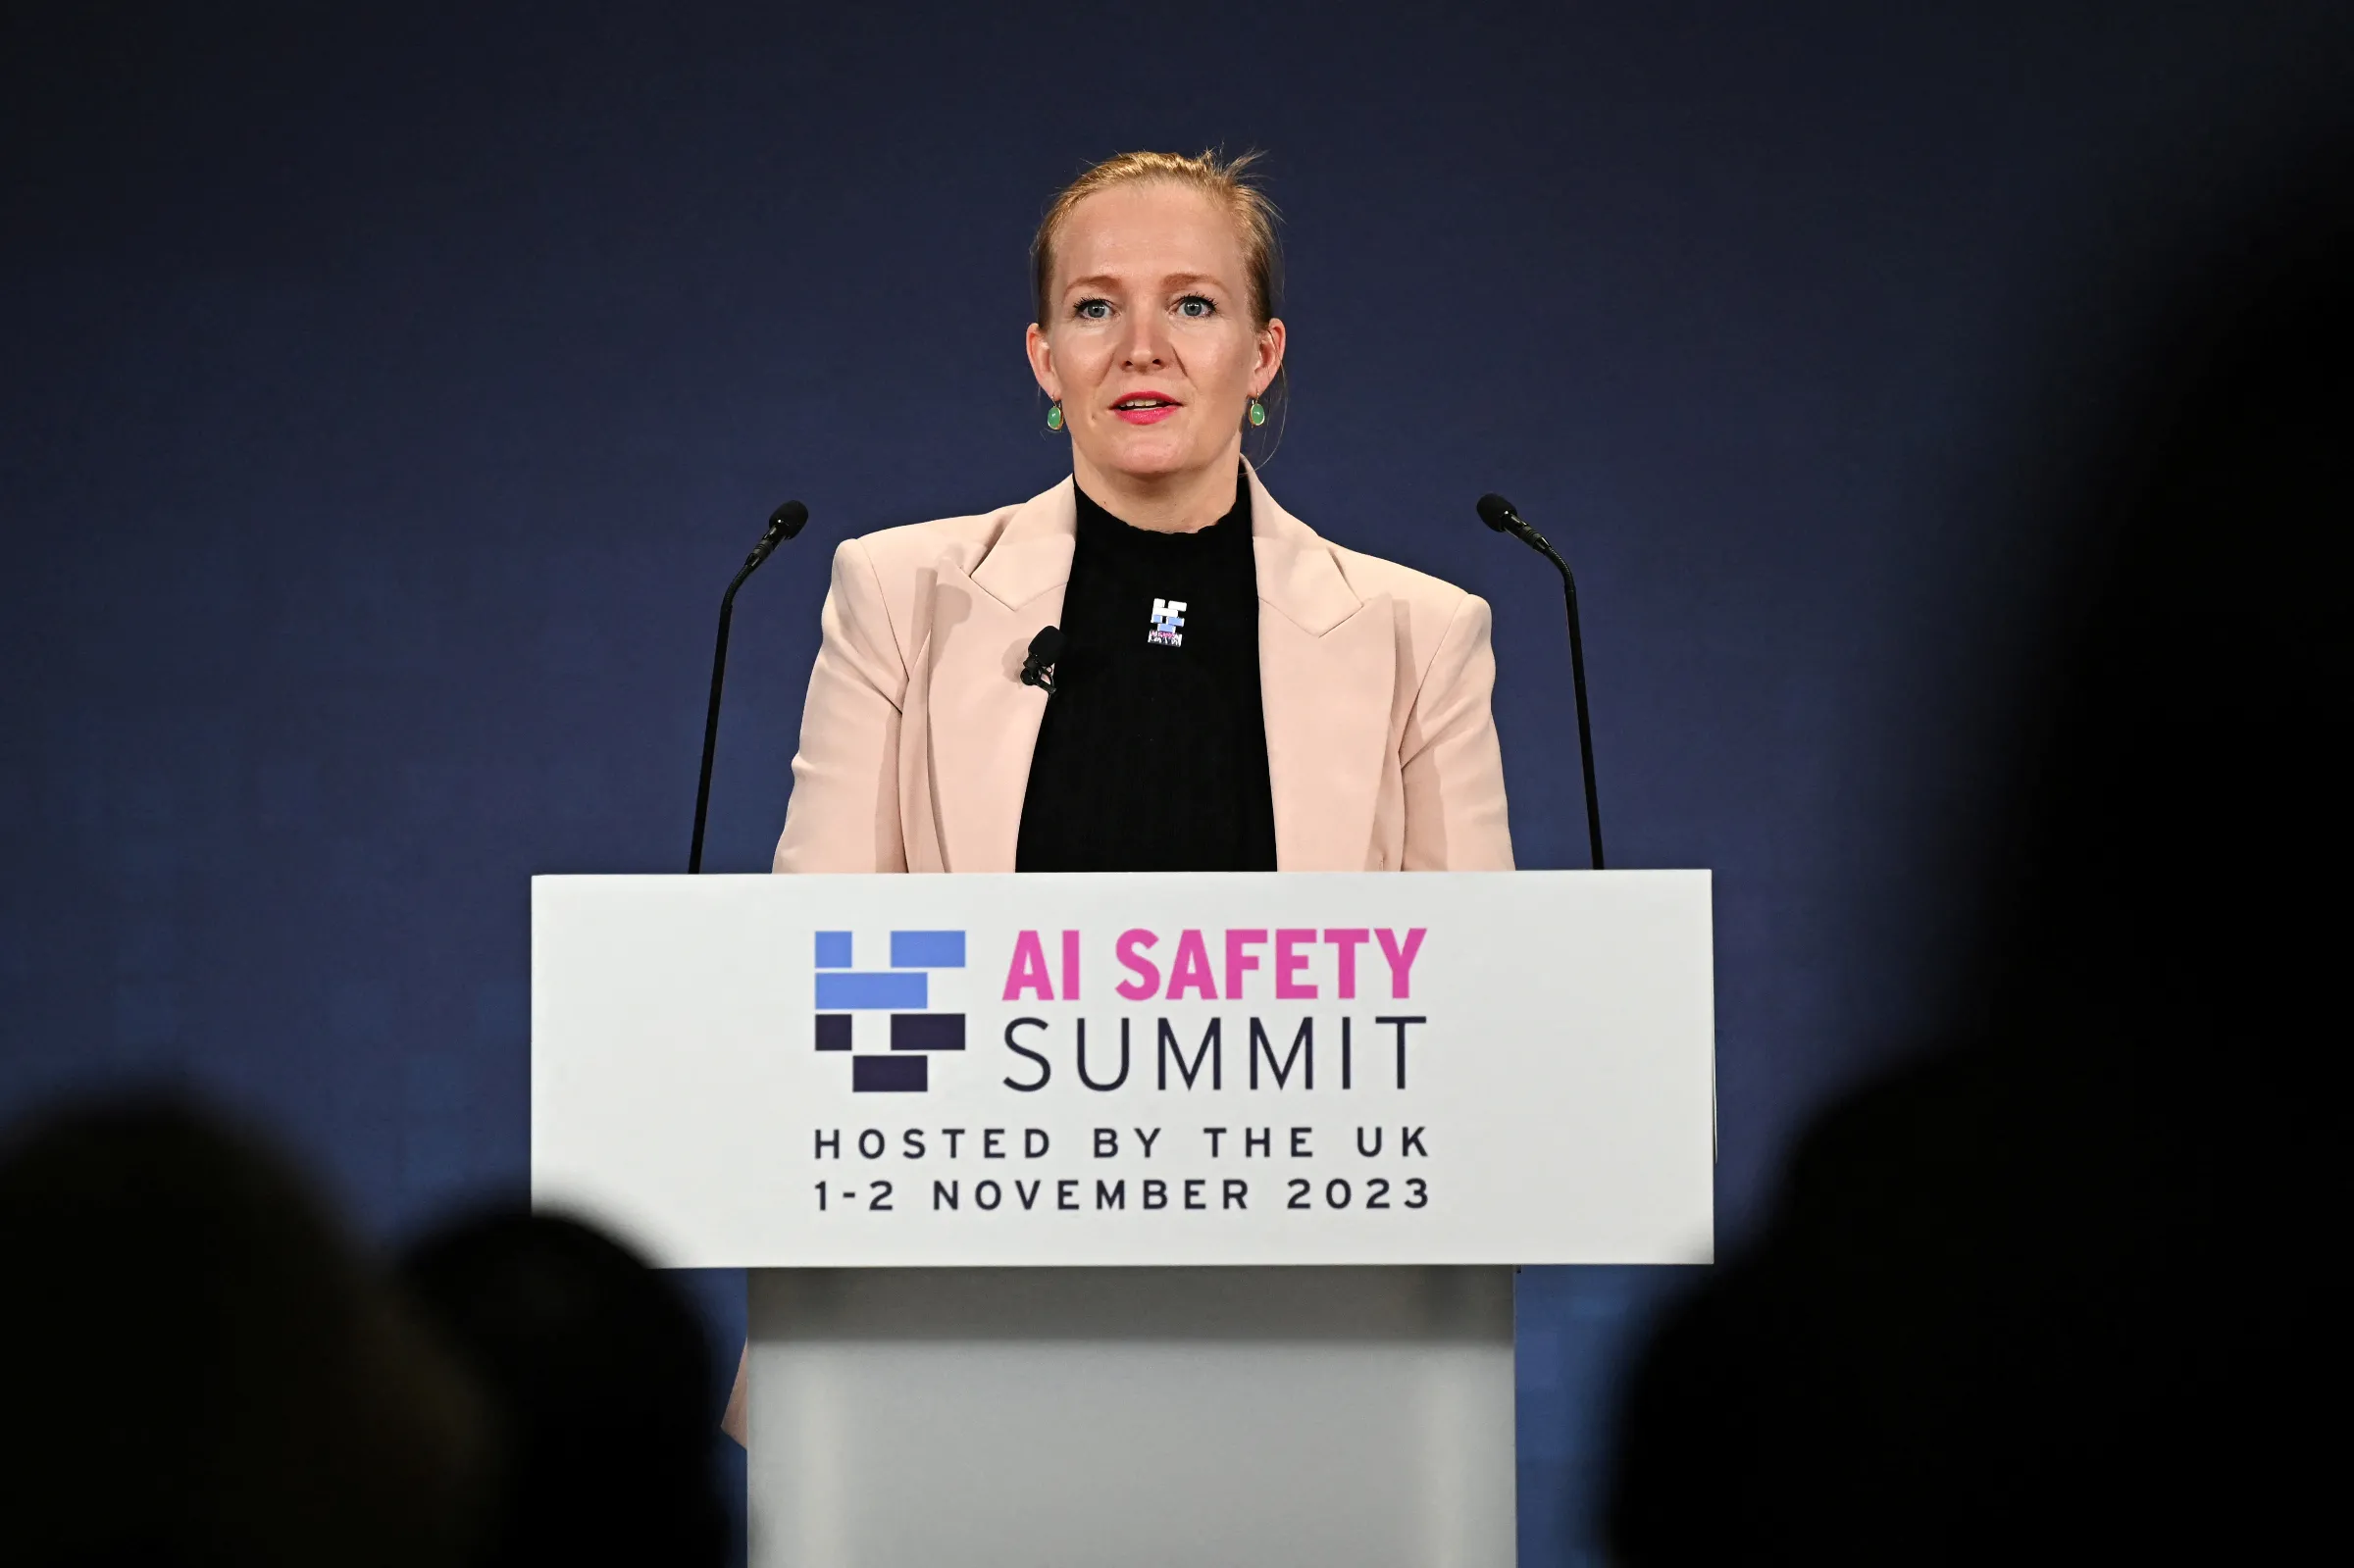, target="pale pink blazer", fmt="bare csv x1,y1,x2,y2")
771,465,1513,875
